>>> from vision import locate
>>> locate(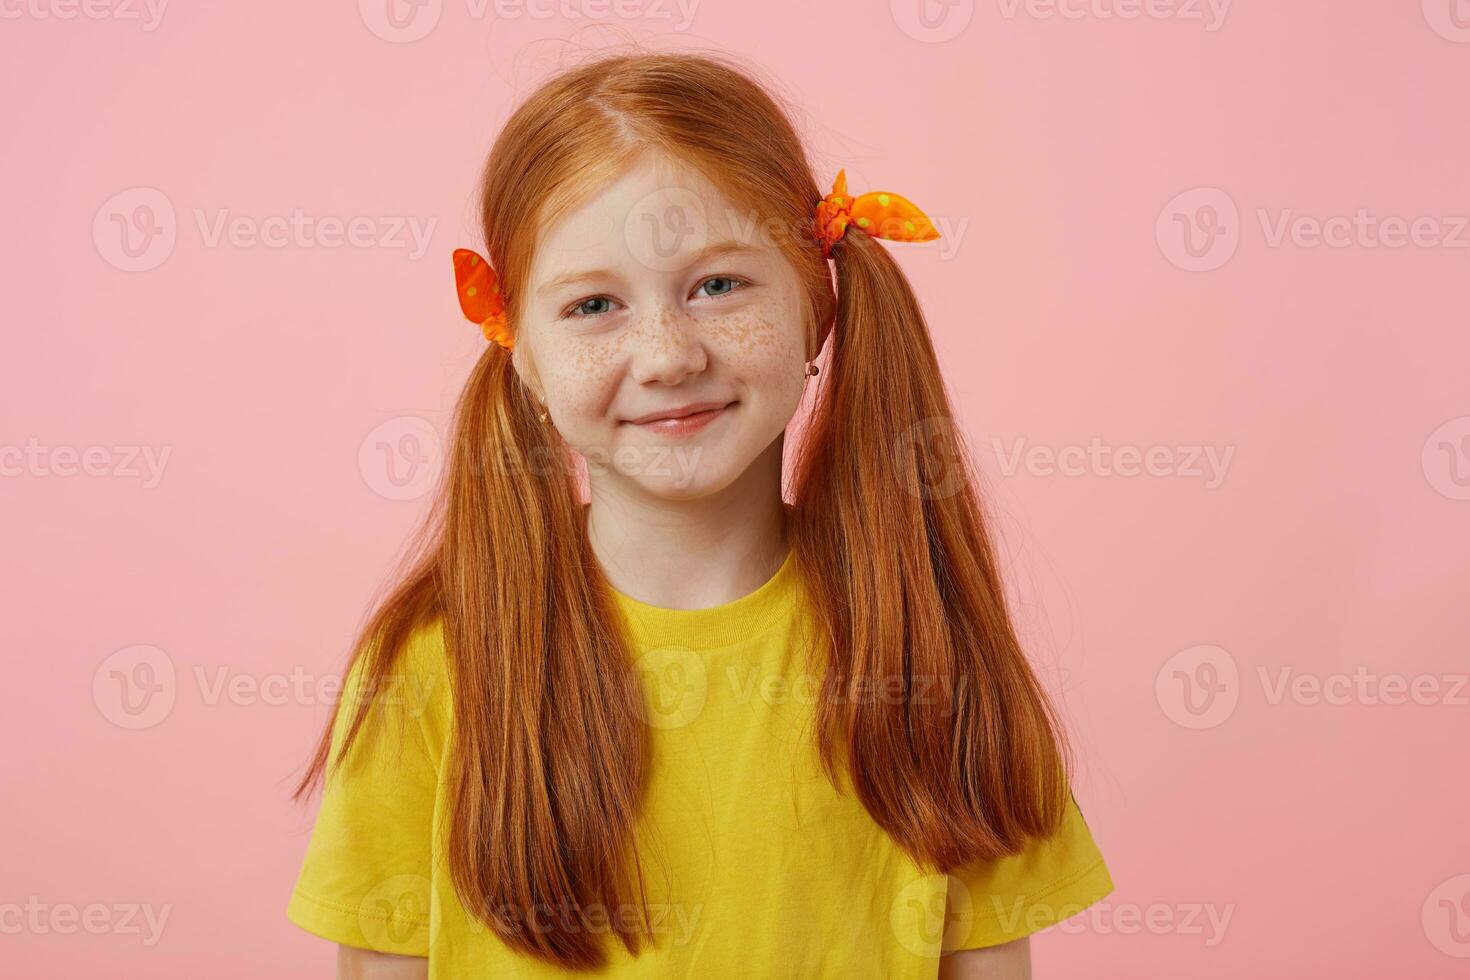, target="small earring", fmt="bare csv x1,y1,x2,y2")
538,408,549,422
805,361,820,377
